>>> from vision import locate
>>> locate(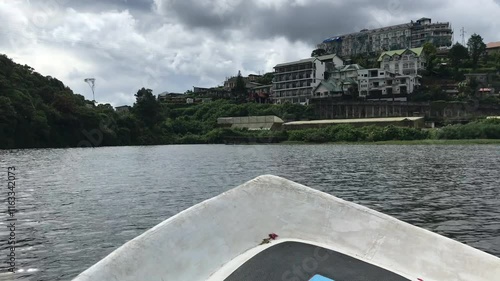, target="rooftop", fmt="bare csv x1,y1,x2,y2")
284,117,424,126
378,47,424,61
337,64,365,72
274,54,341,68
158,91,184,97
217,116,284,131
314,80,343,93
487,42,500,49
251,84,273,89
